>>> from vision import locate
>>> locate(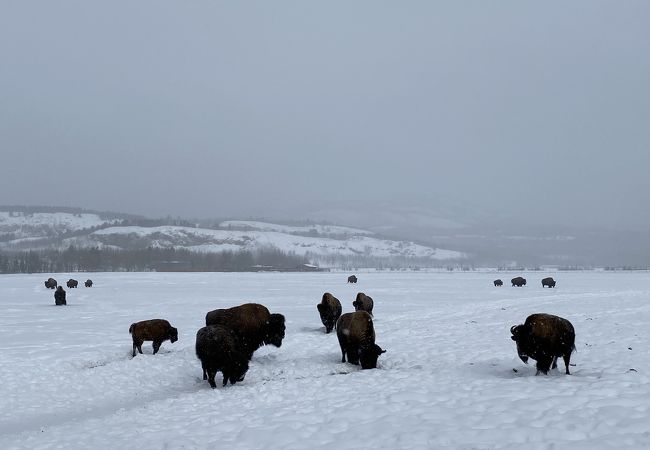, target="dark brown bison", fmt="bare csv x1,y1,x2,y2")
317,292,342,333
129,319,178,357
205,303,286,360
336,311,385,369
67,279,78,288
347,275,357,283
44,278,57,289
195,325,250,388
542,277,556,288
54,286,66,306
352,292,374,315
494,279,503,287
511,276,527,287
510,313,575,375
84,279,93,287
